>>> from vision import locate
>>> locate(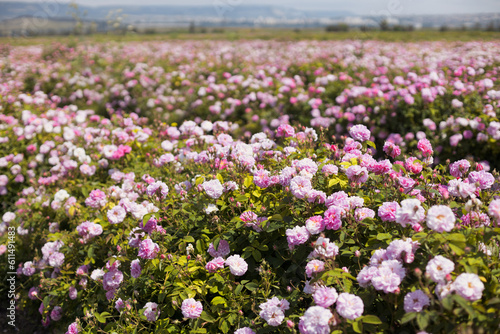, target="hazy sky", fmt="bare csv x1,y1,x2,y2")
1,0,499,15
